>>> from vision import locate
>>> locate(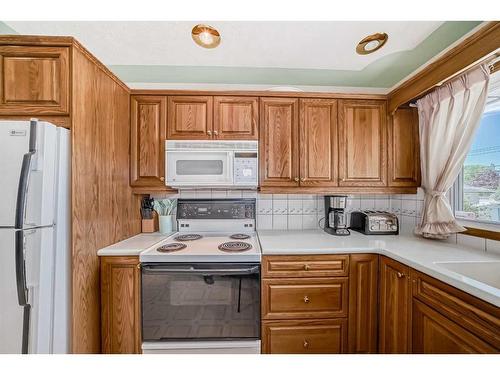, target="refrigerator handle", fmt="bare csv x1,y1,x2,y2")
21,305,31,354
15,230,29,306
14,120,37,229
